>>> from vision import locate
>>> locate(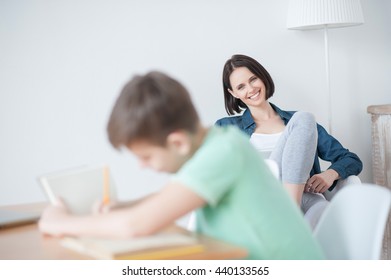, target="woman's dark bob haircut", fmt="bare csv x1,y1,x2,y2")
222,54,275,115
